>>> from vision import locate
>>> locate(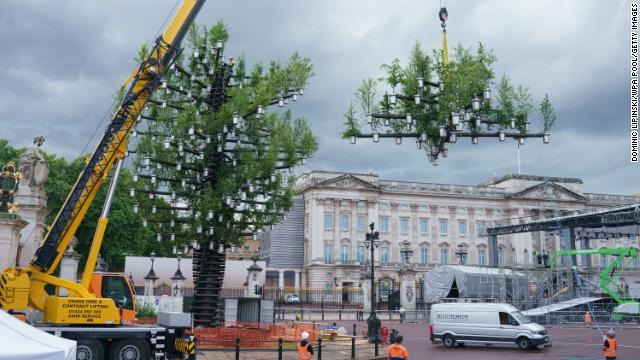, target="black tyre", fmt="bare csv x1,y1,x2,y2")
108,339,150,360
76,339,104,360
442,334,456,348
517,336,532,351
